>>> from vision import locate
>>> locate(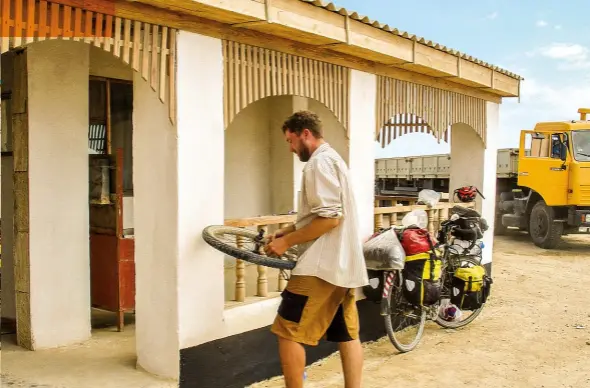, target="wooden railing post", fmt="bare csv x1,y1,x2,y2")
235,231,246,302
374,214,383,232
256,225,269,297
